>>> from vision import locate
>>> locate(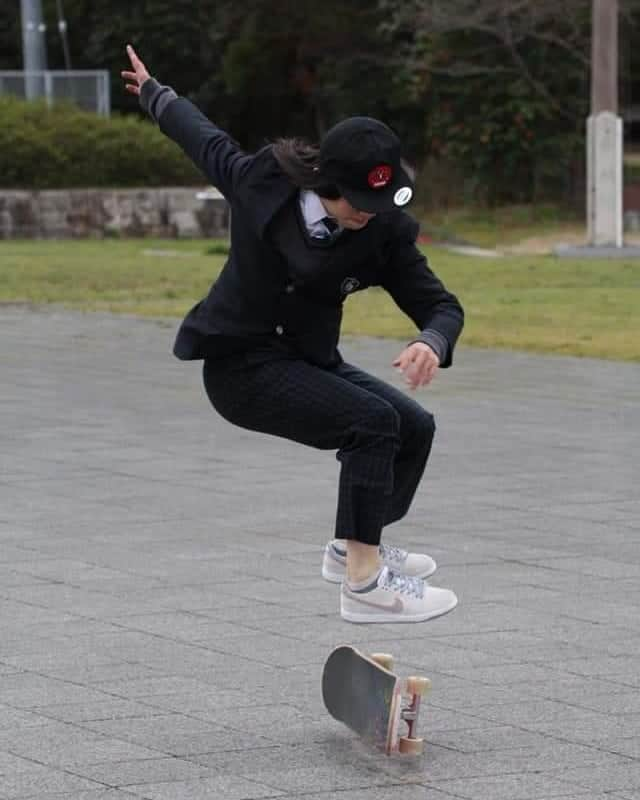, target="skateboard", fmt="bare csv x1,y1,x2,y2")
322,645,431,755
